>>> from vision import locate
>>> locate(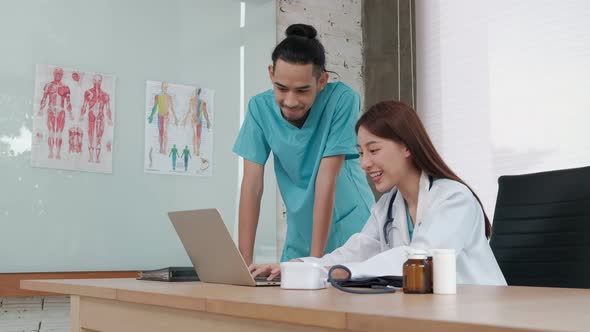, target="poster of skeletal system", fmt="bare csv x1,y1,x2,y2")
144,80,214,176
31,64,116,173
